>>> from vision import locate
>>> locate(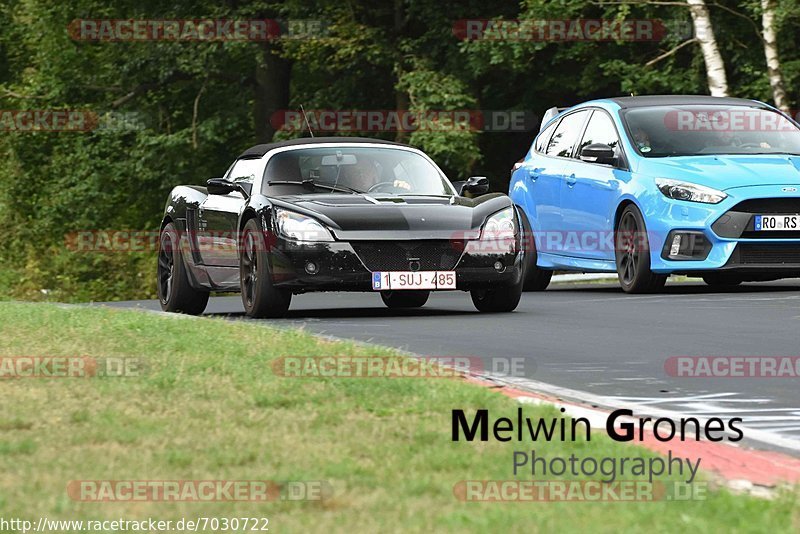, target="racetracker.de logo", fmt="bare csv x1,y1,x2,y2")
68,19,282,41
453,19,670,41
665,356,800,378
453,480,706,502
271,109,537,133
664,109,799,132
67,480,331,502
